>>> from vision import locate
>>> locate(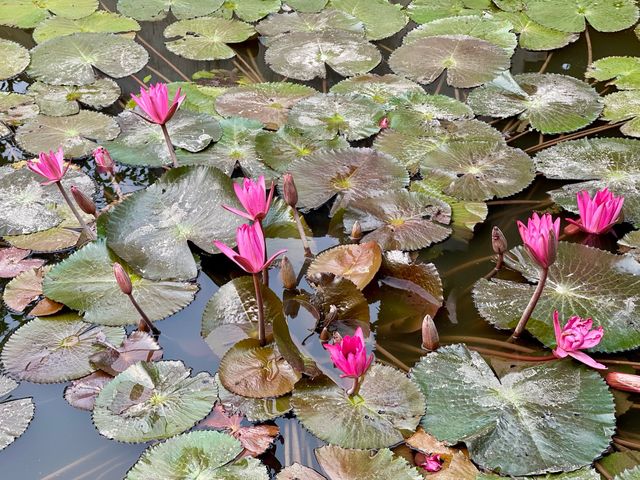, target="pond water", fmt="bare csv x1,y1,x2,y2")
0,0,639,479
